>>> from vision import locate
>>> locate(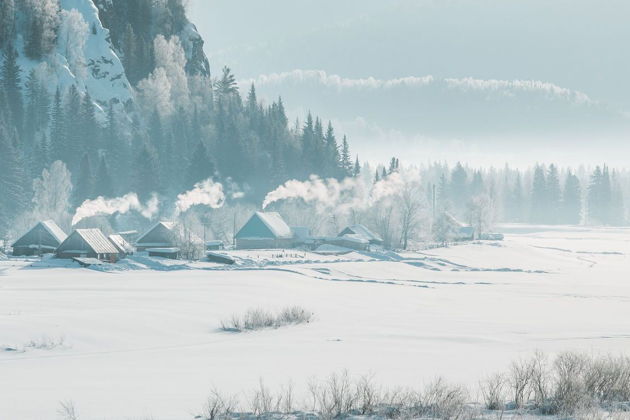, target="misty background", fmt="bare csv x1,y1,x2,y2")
189,0,630,167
